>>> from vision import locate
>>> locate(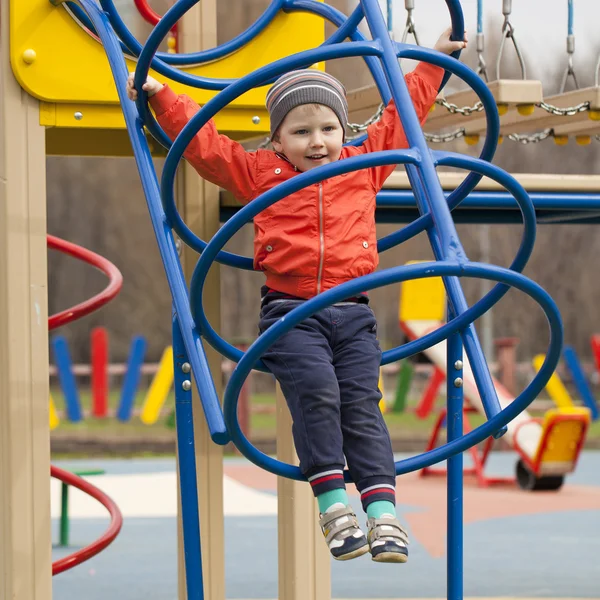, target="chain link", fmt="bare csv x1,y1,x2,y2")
424,128,466,143
347,103,385,133
535,100,590,116
506,129,553,144
435,97,484,116
435,97,591,118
